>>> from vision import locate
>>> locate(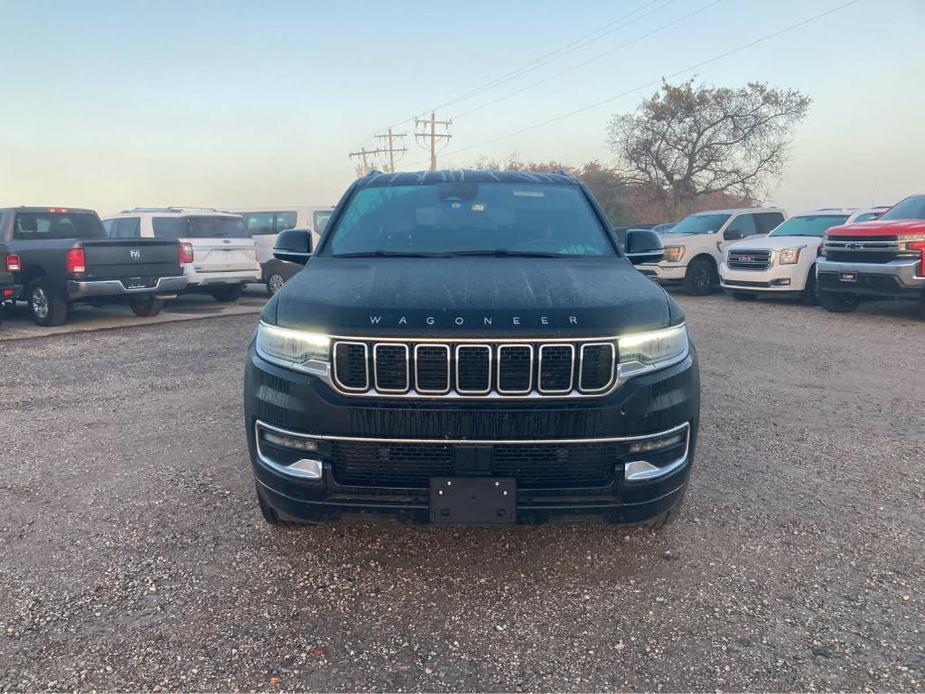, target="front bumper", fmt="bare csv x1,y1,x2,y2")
67,275,187,299
636,263,687,284
817,258,925,298
720,262,806,292
244,345,700,525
